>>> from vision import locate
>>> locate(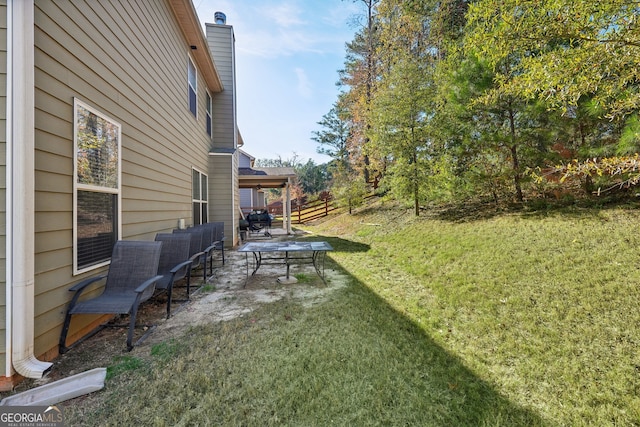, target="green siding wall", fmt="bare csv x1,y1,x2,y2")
32,0,220,356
